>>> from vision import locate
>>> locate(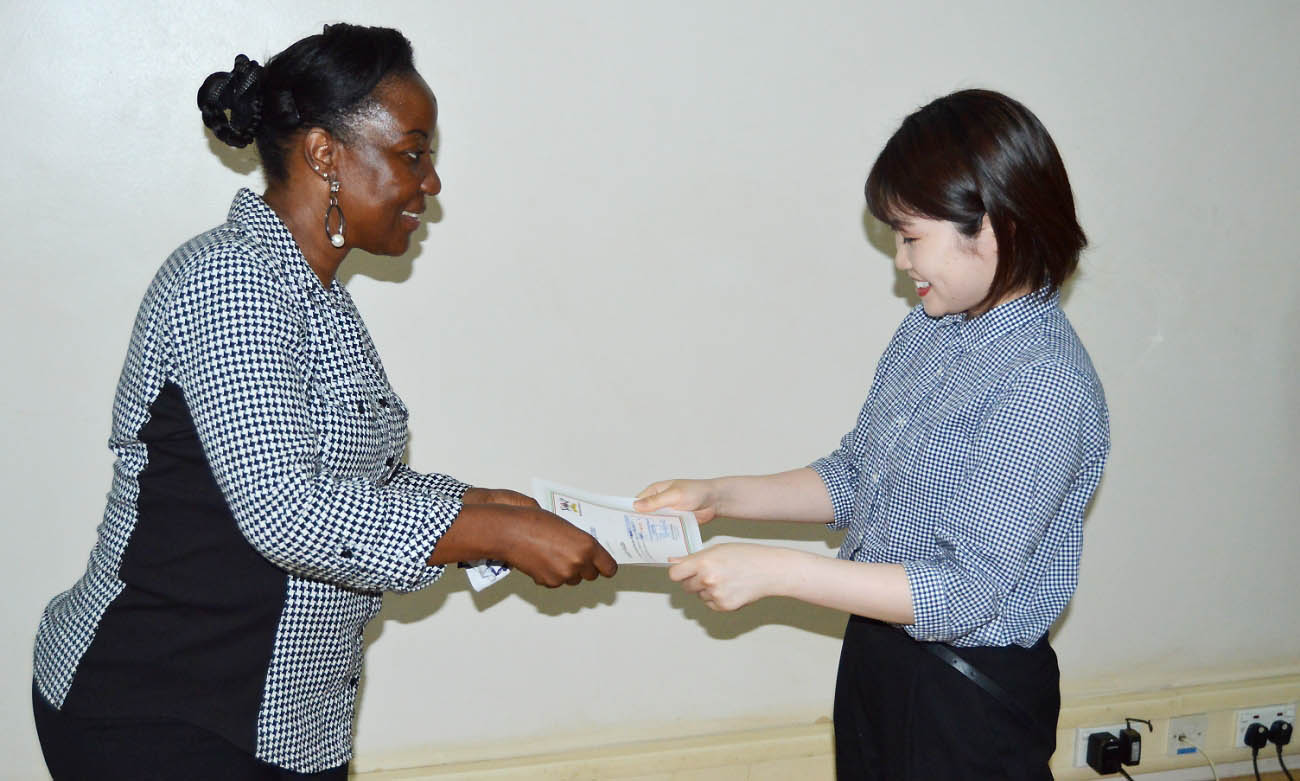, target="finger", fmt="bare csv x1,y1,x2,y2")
594,547,618,577
685,572,713,595
679,577,705,595
638,492,681,513
566,574,582,586
667,558,697,582
633,486,678,512
635,481,672,500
